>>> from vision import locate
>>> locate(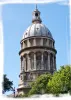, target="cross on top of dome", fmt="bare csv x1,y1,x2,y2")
36,4,37,10
32,5,42,23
